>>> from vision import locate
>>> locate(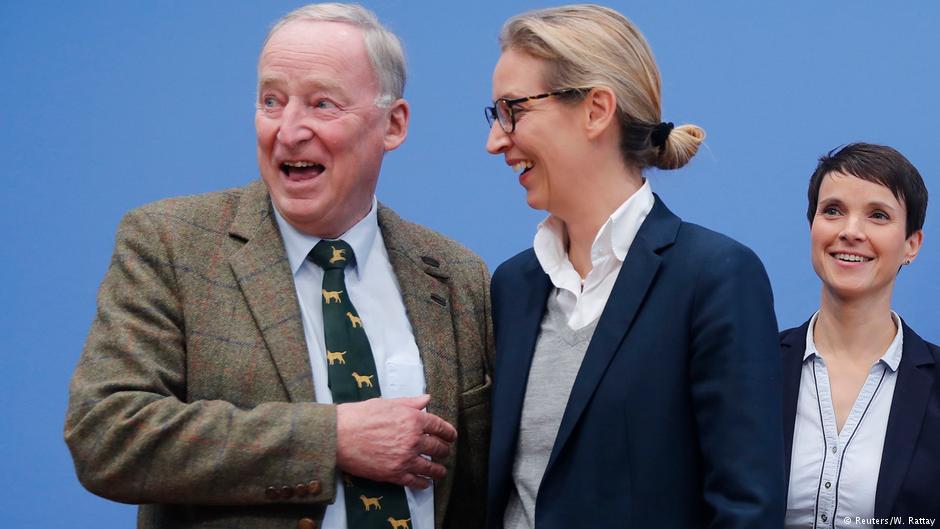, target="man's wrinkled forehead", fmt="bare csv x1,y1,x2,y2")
257,73,347,95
